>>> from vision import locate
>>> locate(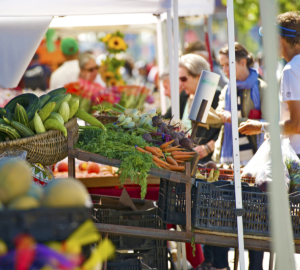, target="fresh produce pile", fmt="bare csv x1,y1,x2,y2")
93,105,200,150
0,158,91,210
54,161,118,178
0,87,106,141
